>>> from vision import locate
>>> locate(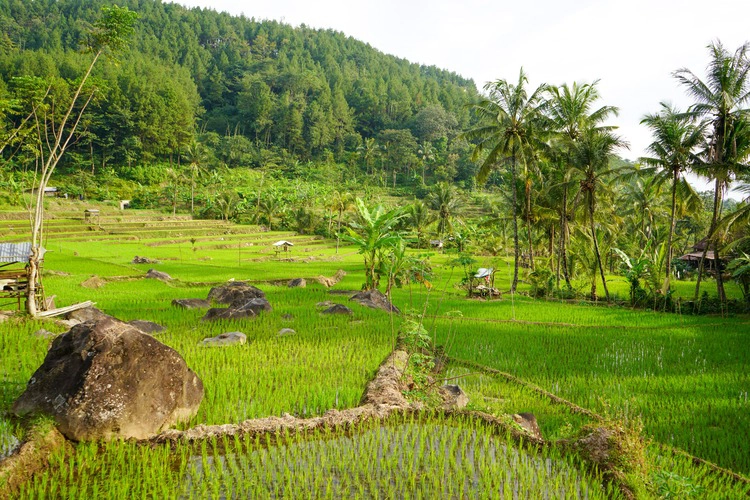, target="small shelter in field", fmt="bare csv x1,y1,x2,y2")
0,243,46,311
468,267,500,298
84,208,100,224
273,240,294,258
27,186,59,197
677,238,727,274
